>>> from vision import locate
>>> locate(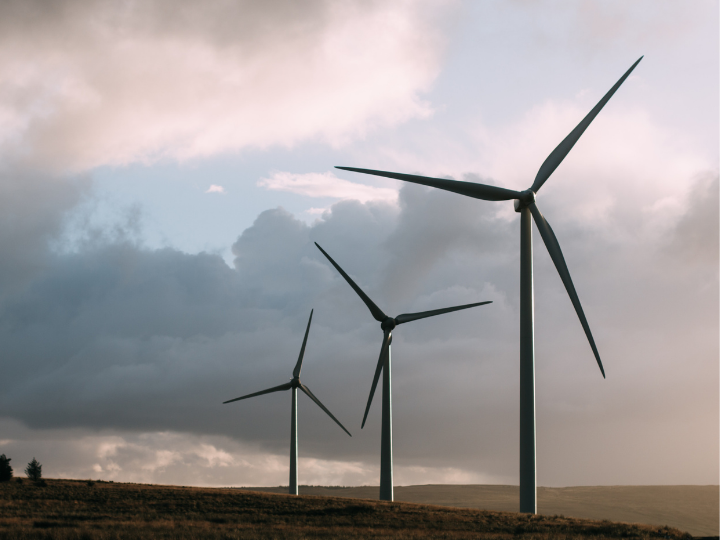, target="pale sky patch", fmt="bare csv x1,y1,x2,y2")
205,184,226,194
258,171,398,204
